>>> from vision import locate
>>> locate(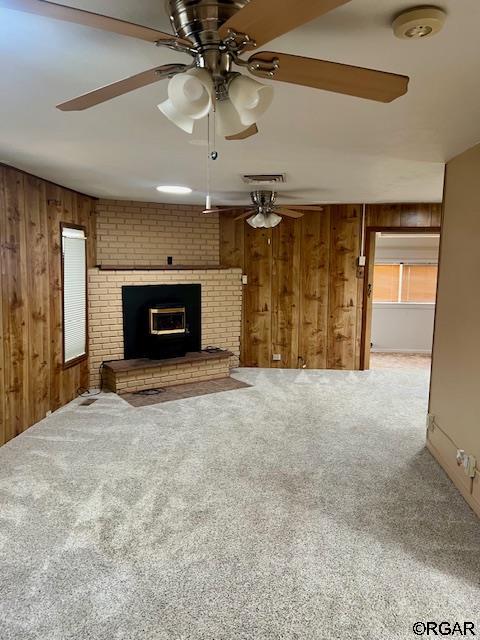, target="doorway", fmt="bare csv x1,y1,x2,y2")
360,227,441,370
